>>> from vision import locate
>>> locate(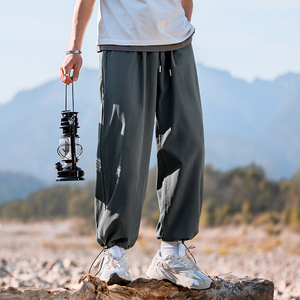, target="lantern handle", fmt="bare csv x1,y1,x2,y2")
64,80,75,112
